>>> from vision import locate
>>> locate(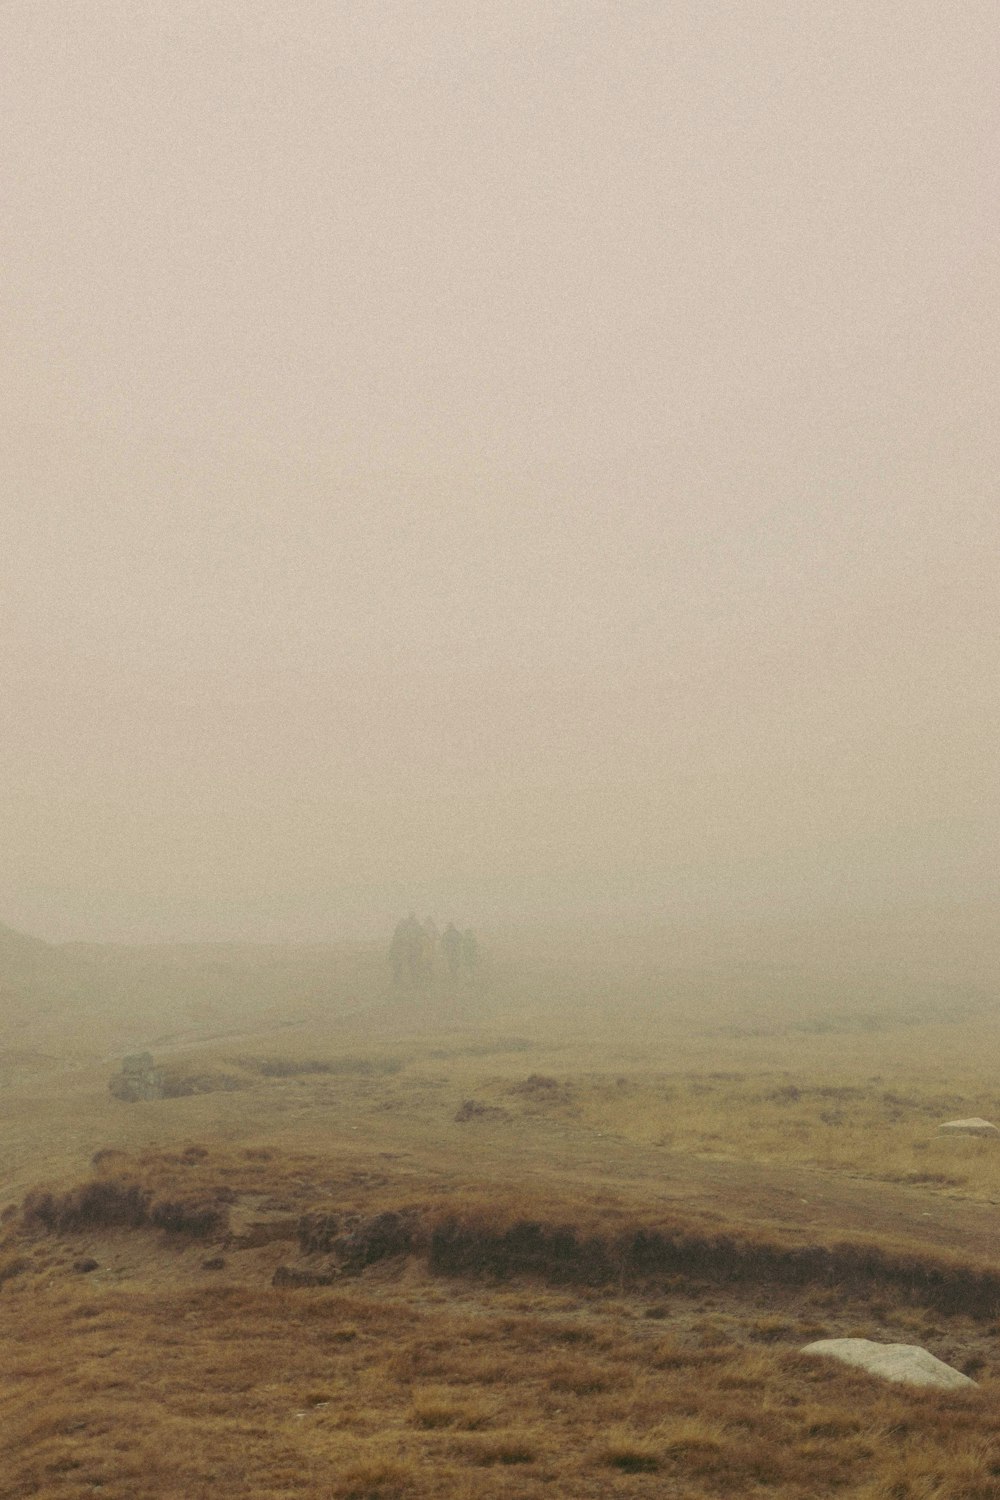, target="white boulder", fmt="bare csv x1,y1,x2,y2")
938,1118,1000,1136
801,1338,976,1390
